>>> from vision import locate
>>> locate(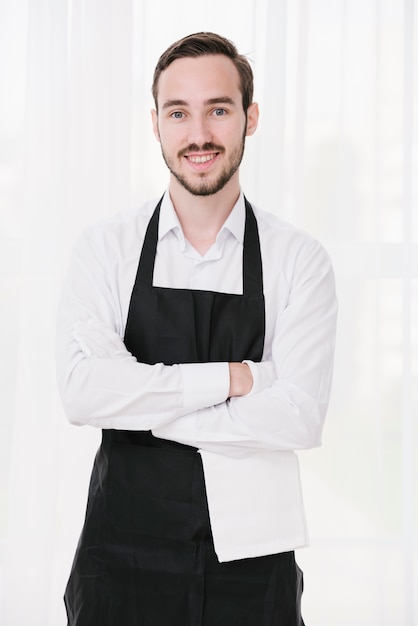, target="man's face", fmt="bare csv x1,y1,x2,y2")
152,54,258,197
